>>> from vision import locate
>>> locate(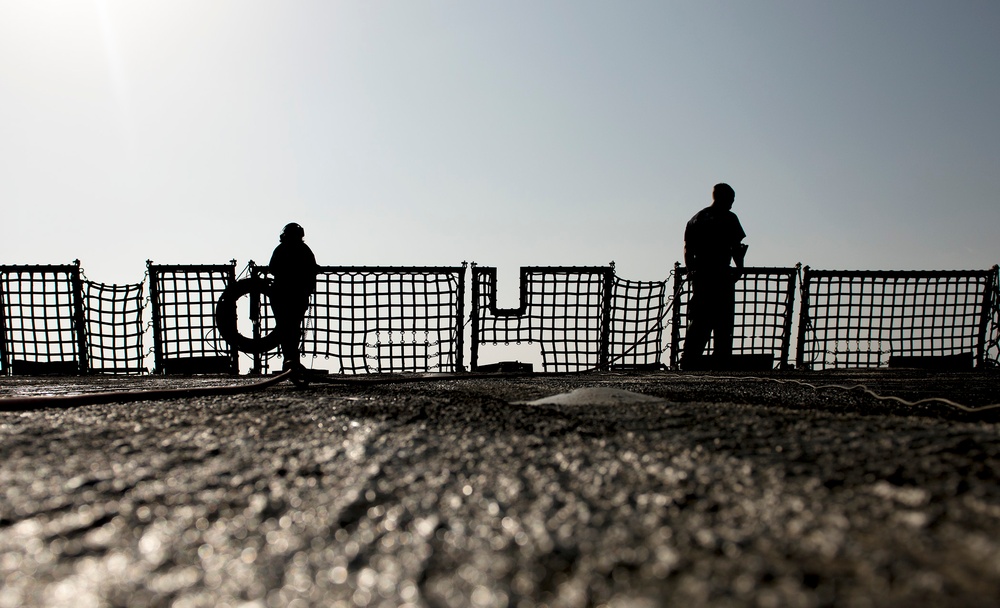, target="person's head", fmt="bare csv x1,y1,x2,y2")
712,183,735,209
280,222,305,243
